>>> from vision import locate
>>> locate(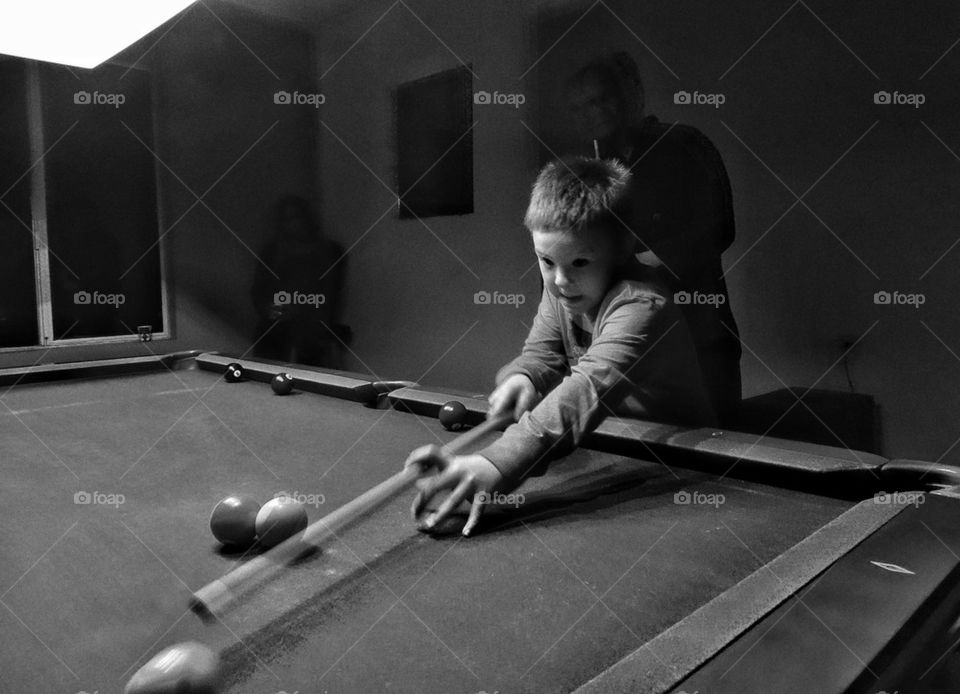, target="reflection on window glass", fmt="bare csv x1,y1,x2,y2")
0,58,38,349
